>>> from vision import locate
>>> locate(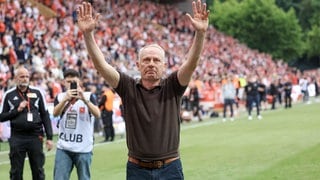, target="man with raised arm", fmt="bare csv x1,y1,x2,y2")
76,0,209,179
